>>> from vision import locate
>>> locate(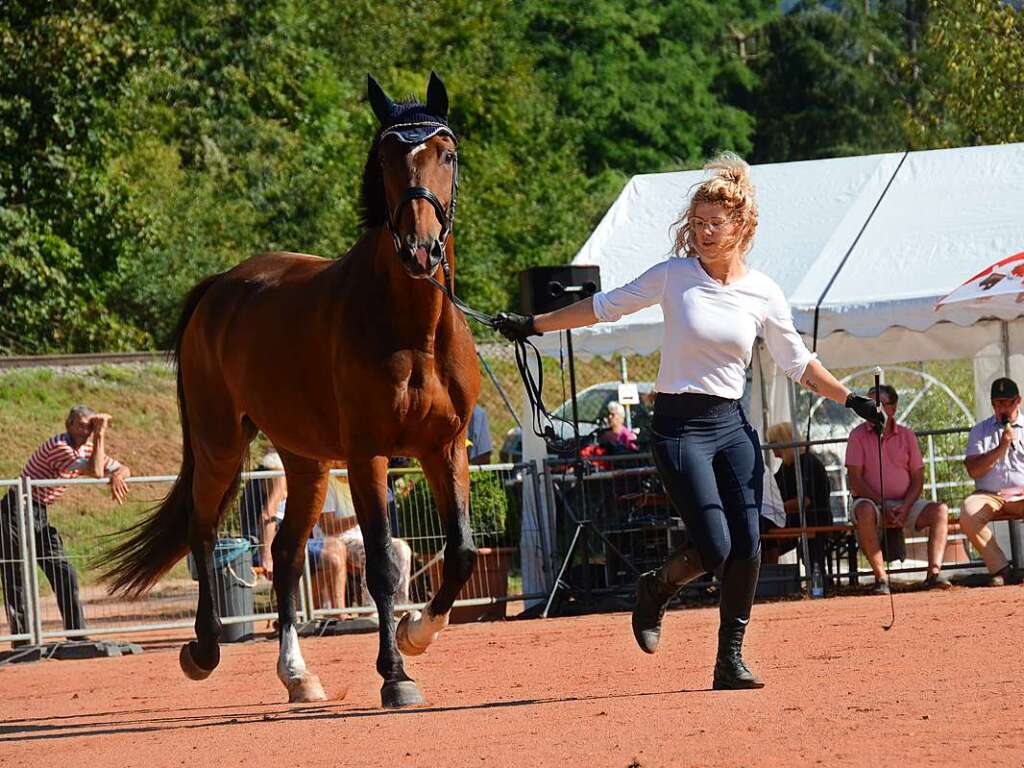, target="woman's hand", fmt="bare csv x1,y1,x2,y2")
493,312,538,342
262,549,274,581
